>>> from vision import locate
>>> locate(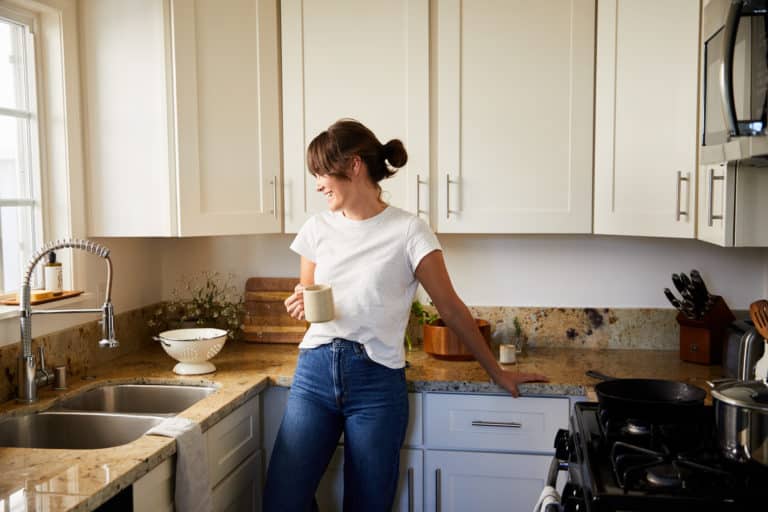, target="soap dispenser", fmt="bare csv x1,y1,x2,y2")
44,251,63,295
